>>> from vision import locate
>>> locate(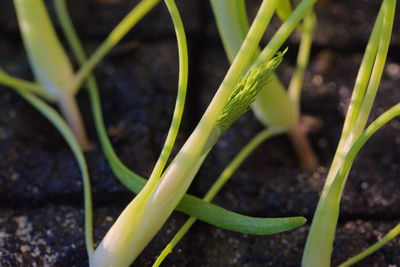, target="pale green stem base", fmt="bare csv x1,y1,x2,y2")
90,1,279,265
153,128,281,267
